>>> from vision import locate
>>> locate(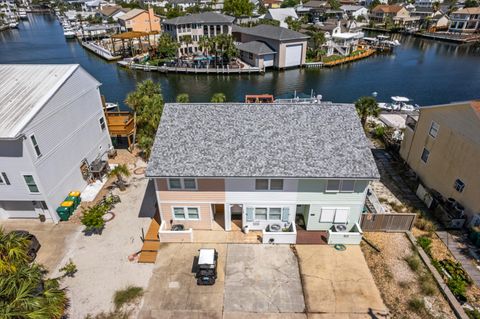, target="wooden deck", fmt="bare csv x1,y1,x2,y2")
138,213,161,264
296,229,328,245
